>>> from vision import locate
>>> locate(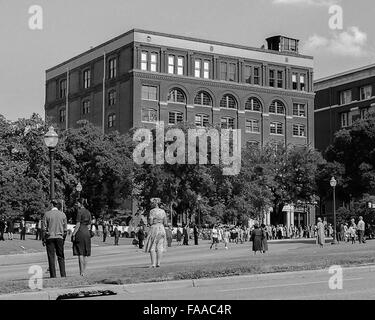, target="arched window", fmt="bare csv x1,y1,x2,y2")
269,100,285,114
82,100,90,115
245,97,262,112
168,88,186,103
194,91,212,106
220,94,237,109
